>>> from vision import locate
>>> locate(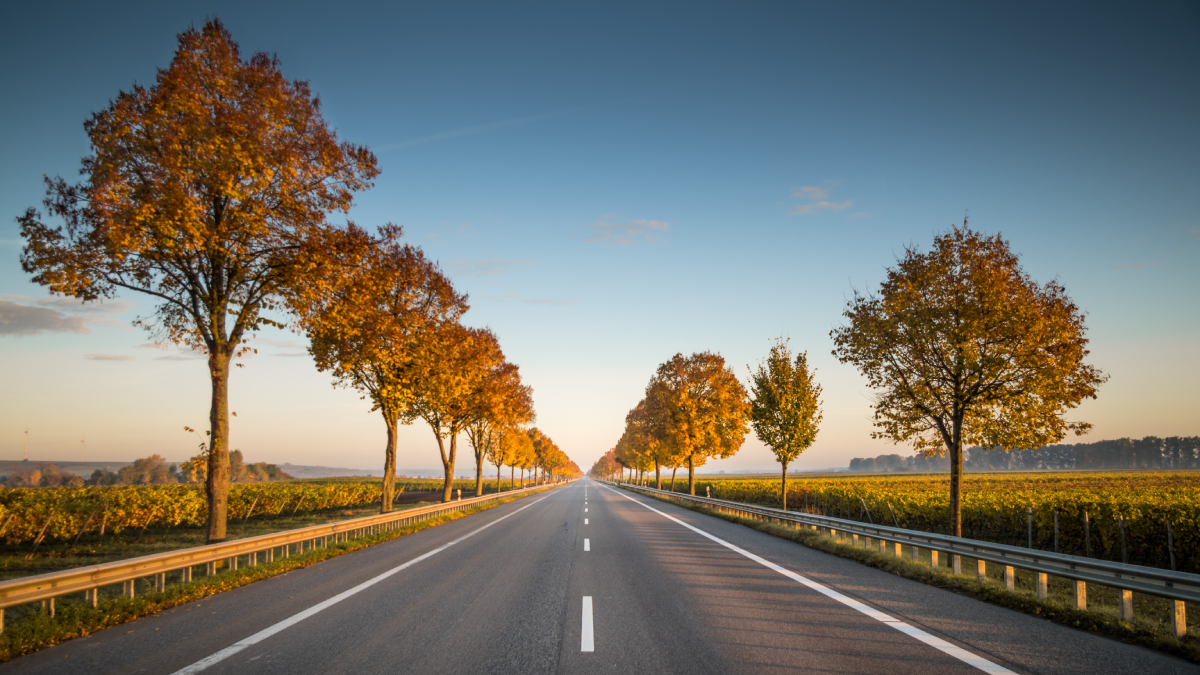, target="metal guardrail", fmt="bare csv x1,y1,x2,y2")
0,481,568,630
614,482,1195,636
